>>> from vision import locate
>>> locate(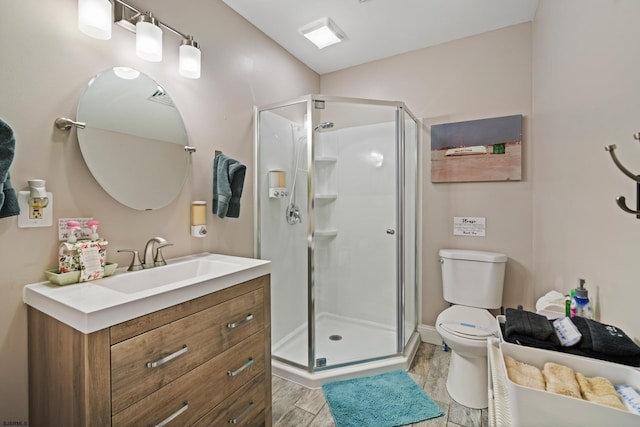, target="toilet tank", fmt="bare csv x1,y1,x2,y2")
439,249,507,309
